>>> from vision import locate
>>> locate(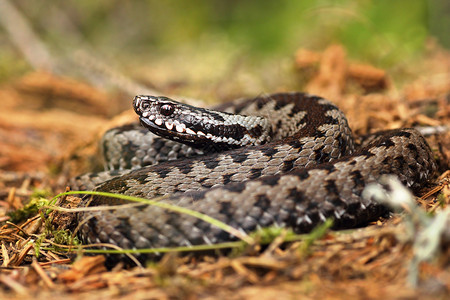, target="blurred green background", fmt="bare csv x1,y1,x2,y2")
0,0,448,96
